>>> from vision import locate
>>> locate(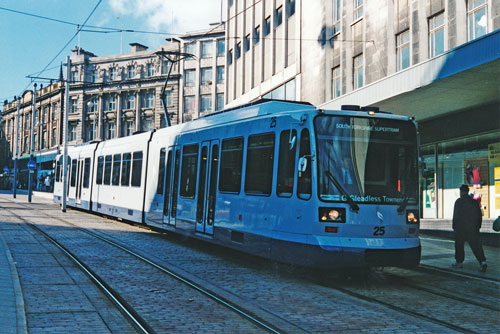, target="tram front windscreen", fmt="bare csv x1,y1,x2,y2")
314,115,418,205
